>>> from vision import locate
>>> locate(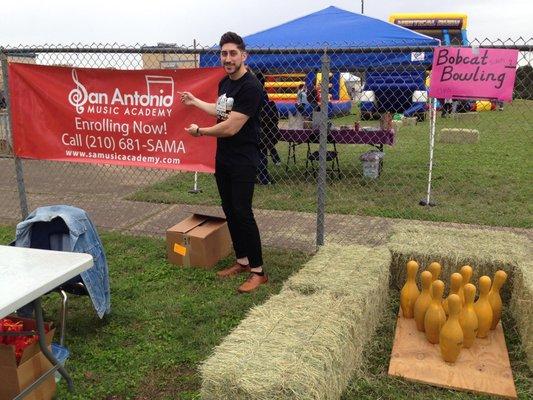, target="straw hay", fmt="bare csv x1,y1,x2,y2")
387,223,528,289
451,111,480,122
200,244,390,400
283,243,391,297
510,259,533,368
200,225,532,398
438,128,480,144
388,222,532,368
